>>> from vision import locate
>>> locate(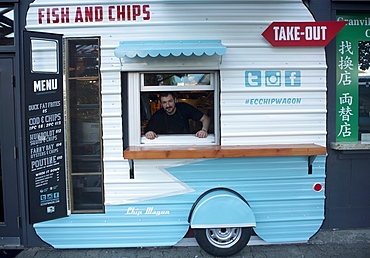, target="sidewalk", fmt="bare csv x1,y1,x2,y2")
15,228,370,258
